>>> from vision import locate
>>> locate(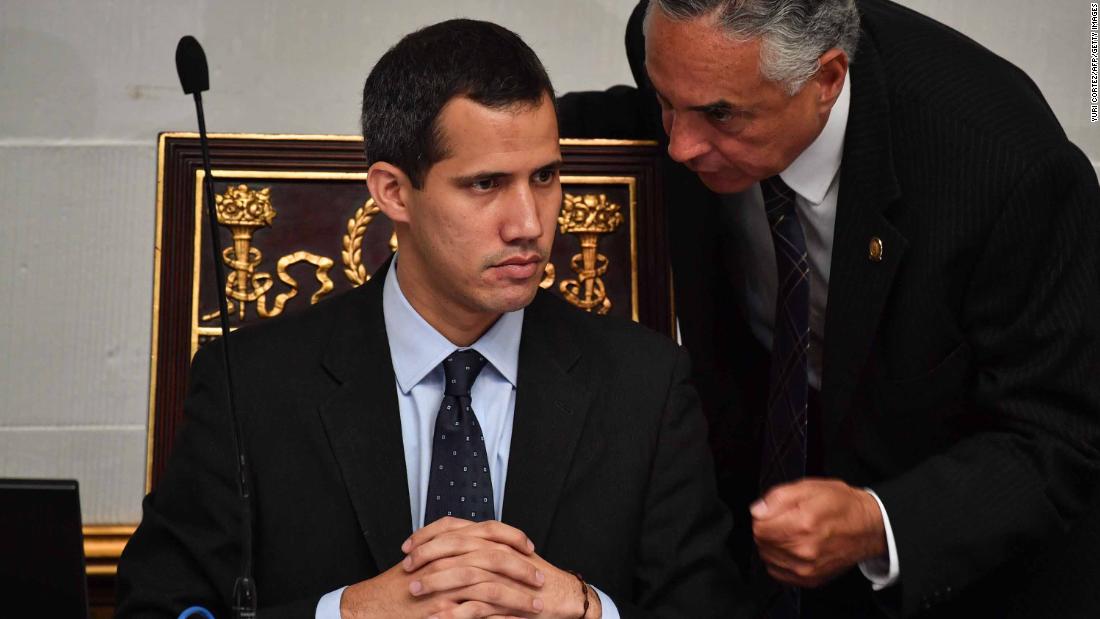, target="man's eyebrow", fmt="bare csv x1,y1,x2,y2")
452,170,508,185
653,86,744,115
688,99,743,115
451,159,563,185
